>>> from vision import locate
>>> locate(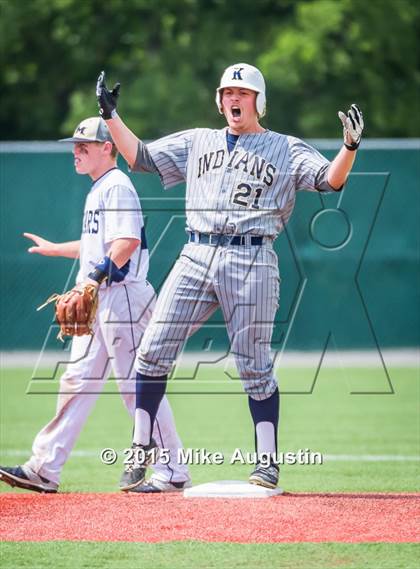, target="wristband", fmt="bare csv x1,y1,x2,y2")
88,256,131,285
344,140,360,151
88,256,117,285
